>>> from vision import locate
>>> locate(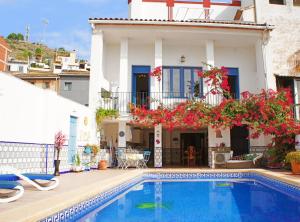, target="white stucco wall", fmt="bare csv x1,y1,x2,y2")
0,72,94,145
